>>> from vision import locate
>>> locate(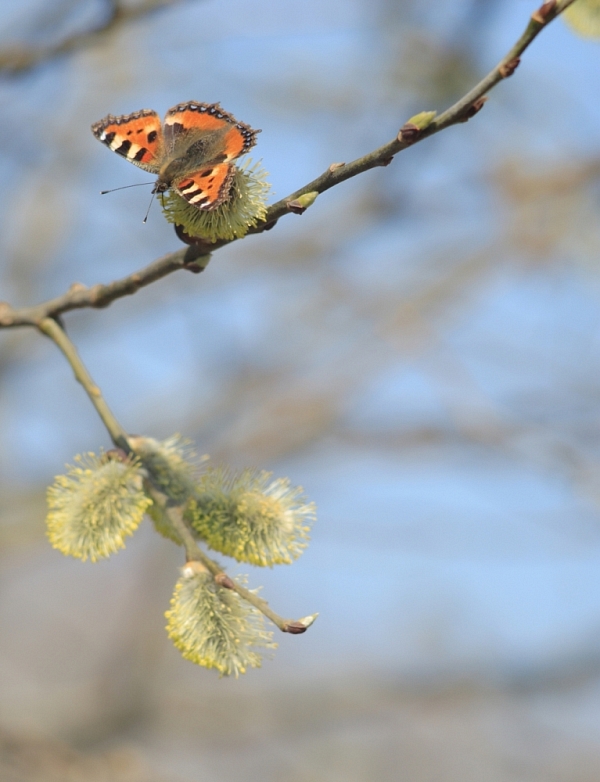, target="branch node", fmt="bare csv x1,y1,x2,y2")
286,191,319,214
183,260,207,274
68,282,88,294
181,242,213,270
287,200,305,214
174,224,216,256
398,123,420,143
329,162,346,173
499,57,521,78
532,0,557,24
89,284,107,307
460,96,488,122
215,572,235,589
399,111,437,143
378,156,394,167
284,614,318,634
0,302,15,326
182,560,209,577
